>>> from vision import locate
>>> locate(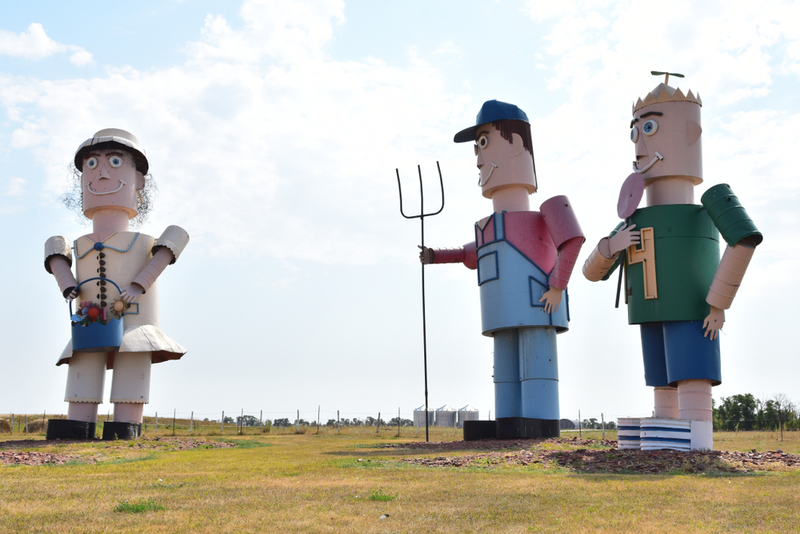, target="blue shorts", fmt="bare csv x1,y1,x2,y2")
640,320,721,387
